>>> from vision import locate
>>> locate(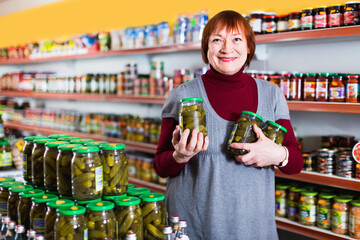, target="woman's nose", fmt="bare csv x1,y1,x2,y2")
221,40,233,53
